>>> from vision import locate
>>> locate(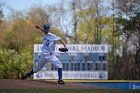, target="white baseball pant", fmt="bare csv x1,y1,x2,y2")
33,54,62,73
